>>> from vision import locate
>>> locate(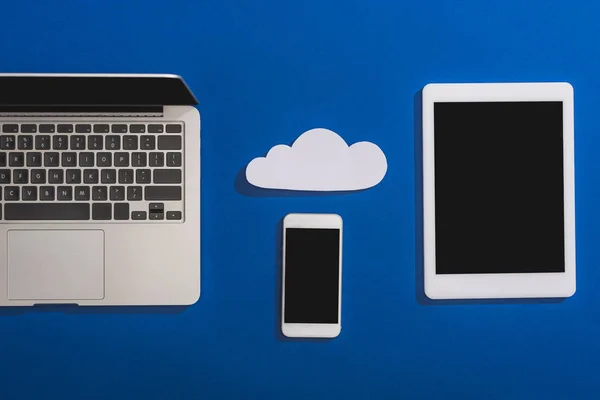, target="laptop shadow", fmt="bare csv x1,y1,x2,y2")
412,89,564,307
0,304,190,316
